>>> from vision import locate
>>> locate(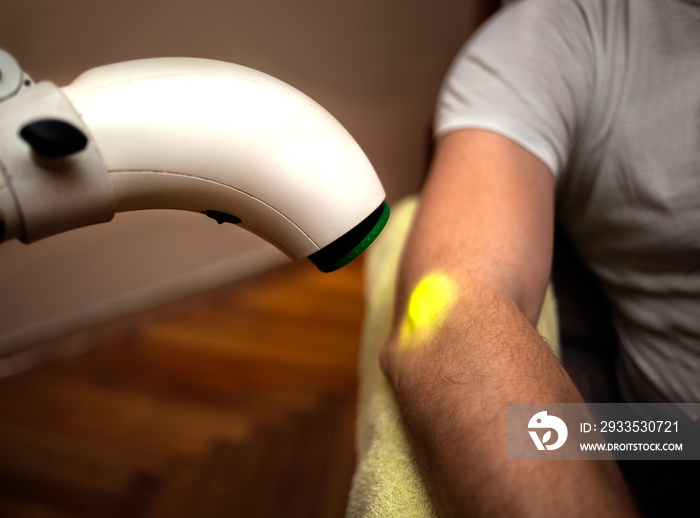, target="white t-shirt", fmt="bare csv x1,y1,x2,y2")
435,0,700,408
